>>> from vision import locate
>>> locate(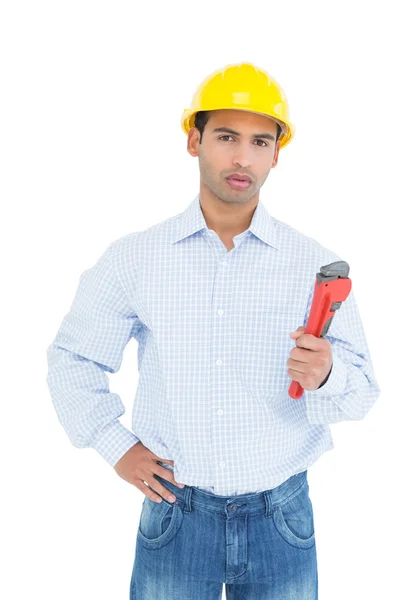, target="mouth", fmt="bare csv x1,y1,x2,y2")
226,177,252,191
